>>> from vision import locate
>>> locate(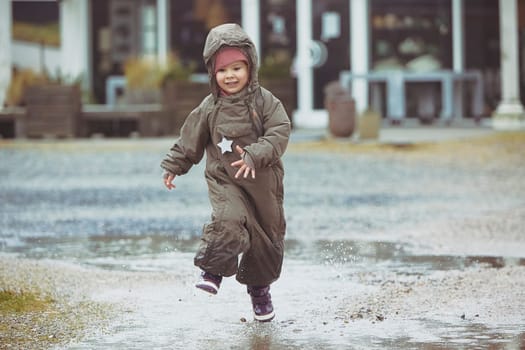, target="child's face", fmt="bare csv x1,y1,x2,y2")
215,61,249,95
